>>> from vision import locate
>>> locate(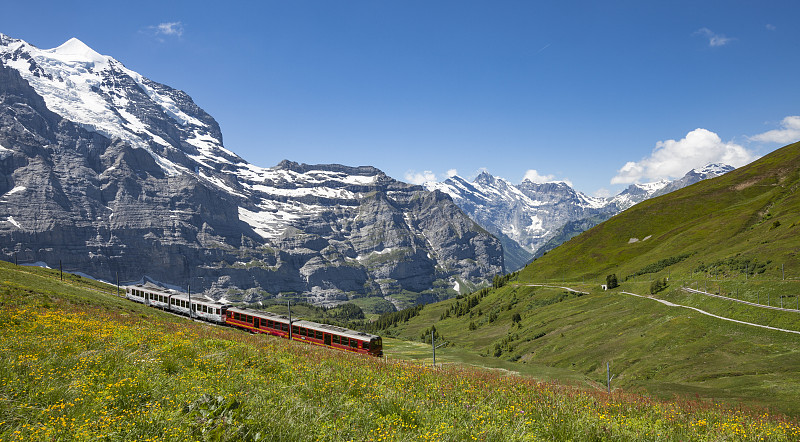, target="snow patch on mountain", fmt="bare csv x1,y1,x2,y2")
0,34,227,177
